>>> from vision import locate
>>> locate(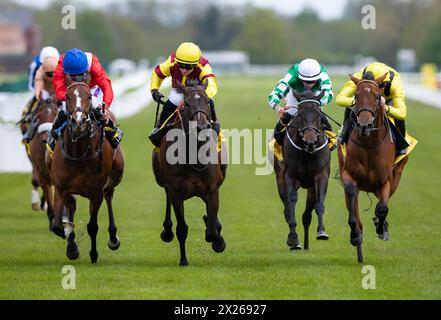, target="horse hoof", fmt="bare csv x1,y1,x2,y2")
212,238,226,253
378,232,389,241
31,202,40,211
52,224,66,239
107,236,121,250
289,244,302,250
90,252,98,263
179,259,188,267
350,234,363,247
66,243,79,260
287,234,300,248
316,231,329,240
160,230,174,243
